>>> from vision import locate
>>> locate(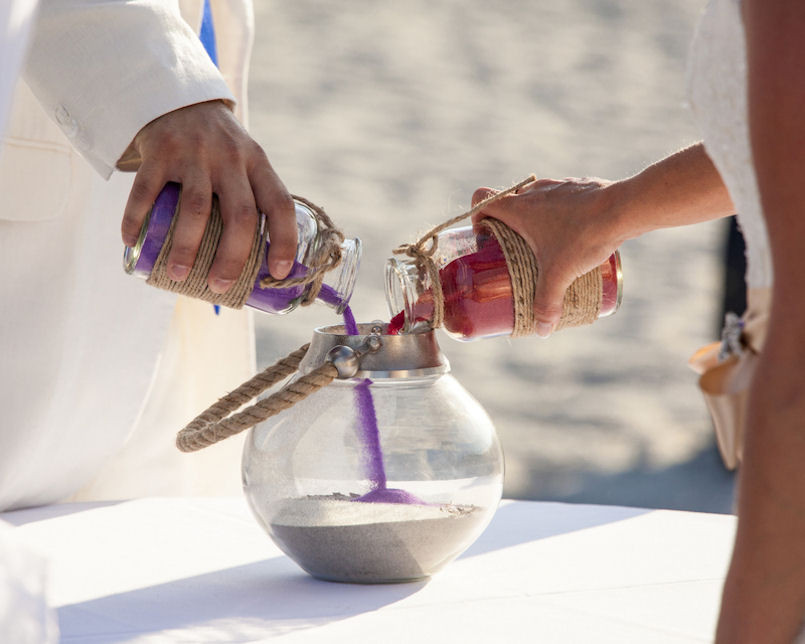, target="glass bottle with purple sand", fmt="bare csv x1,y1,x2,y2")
123,182,361,315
